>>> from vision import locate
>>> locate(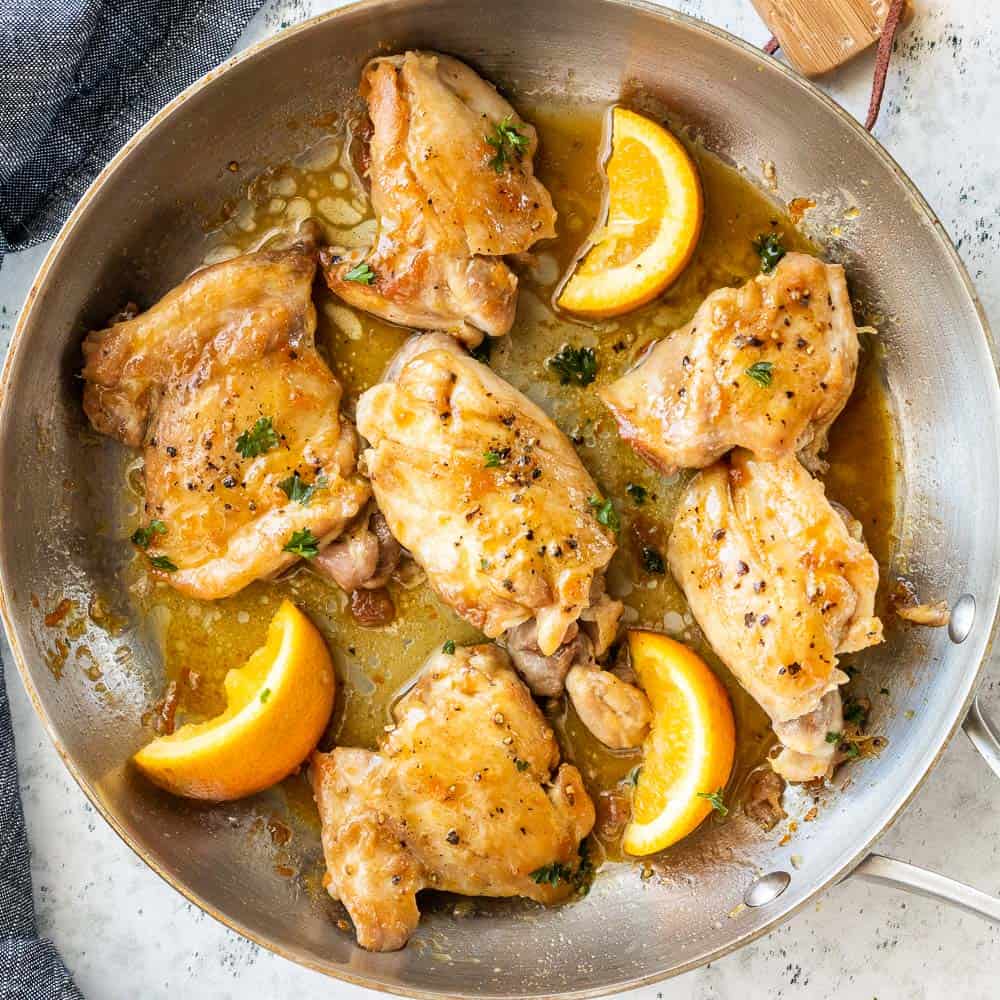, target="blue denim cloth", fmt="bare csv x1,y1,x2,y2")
0,2,265,994
0,0,266,260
